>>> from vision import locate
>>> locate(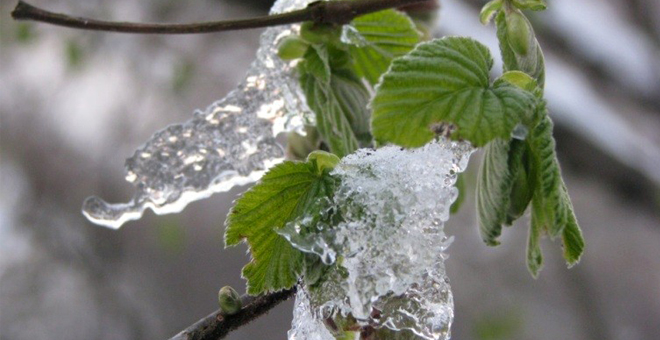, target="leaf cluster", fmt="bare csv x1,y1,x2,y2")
225,2,584,295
